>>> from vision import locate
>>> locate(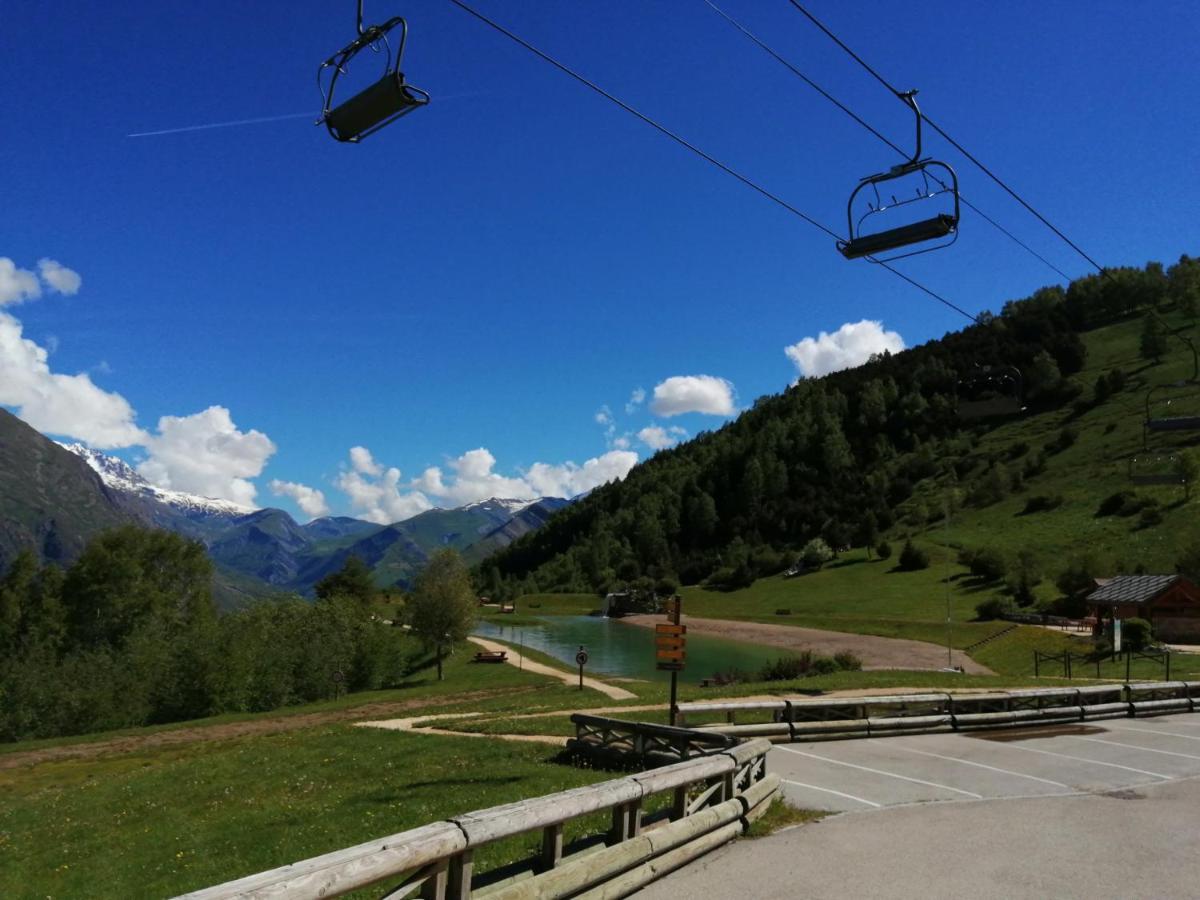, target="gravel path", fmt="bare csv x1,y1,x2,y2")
620,615,992,674
467,636,638,700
